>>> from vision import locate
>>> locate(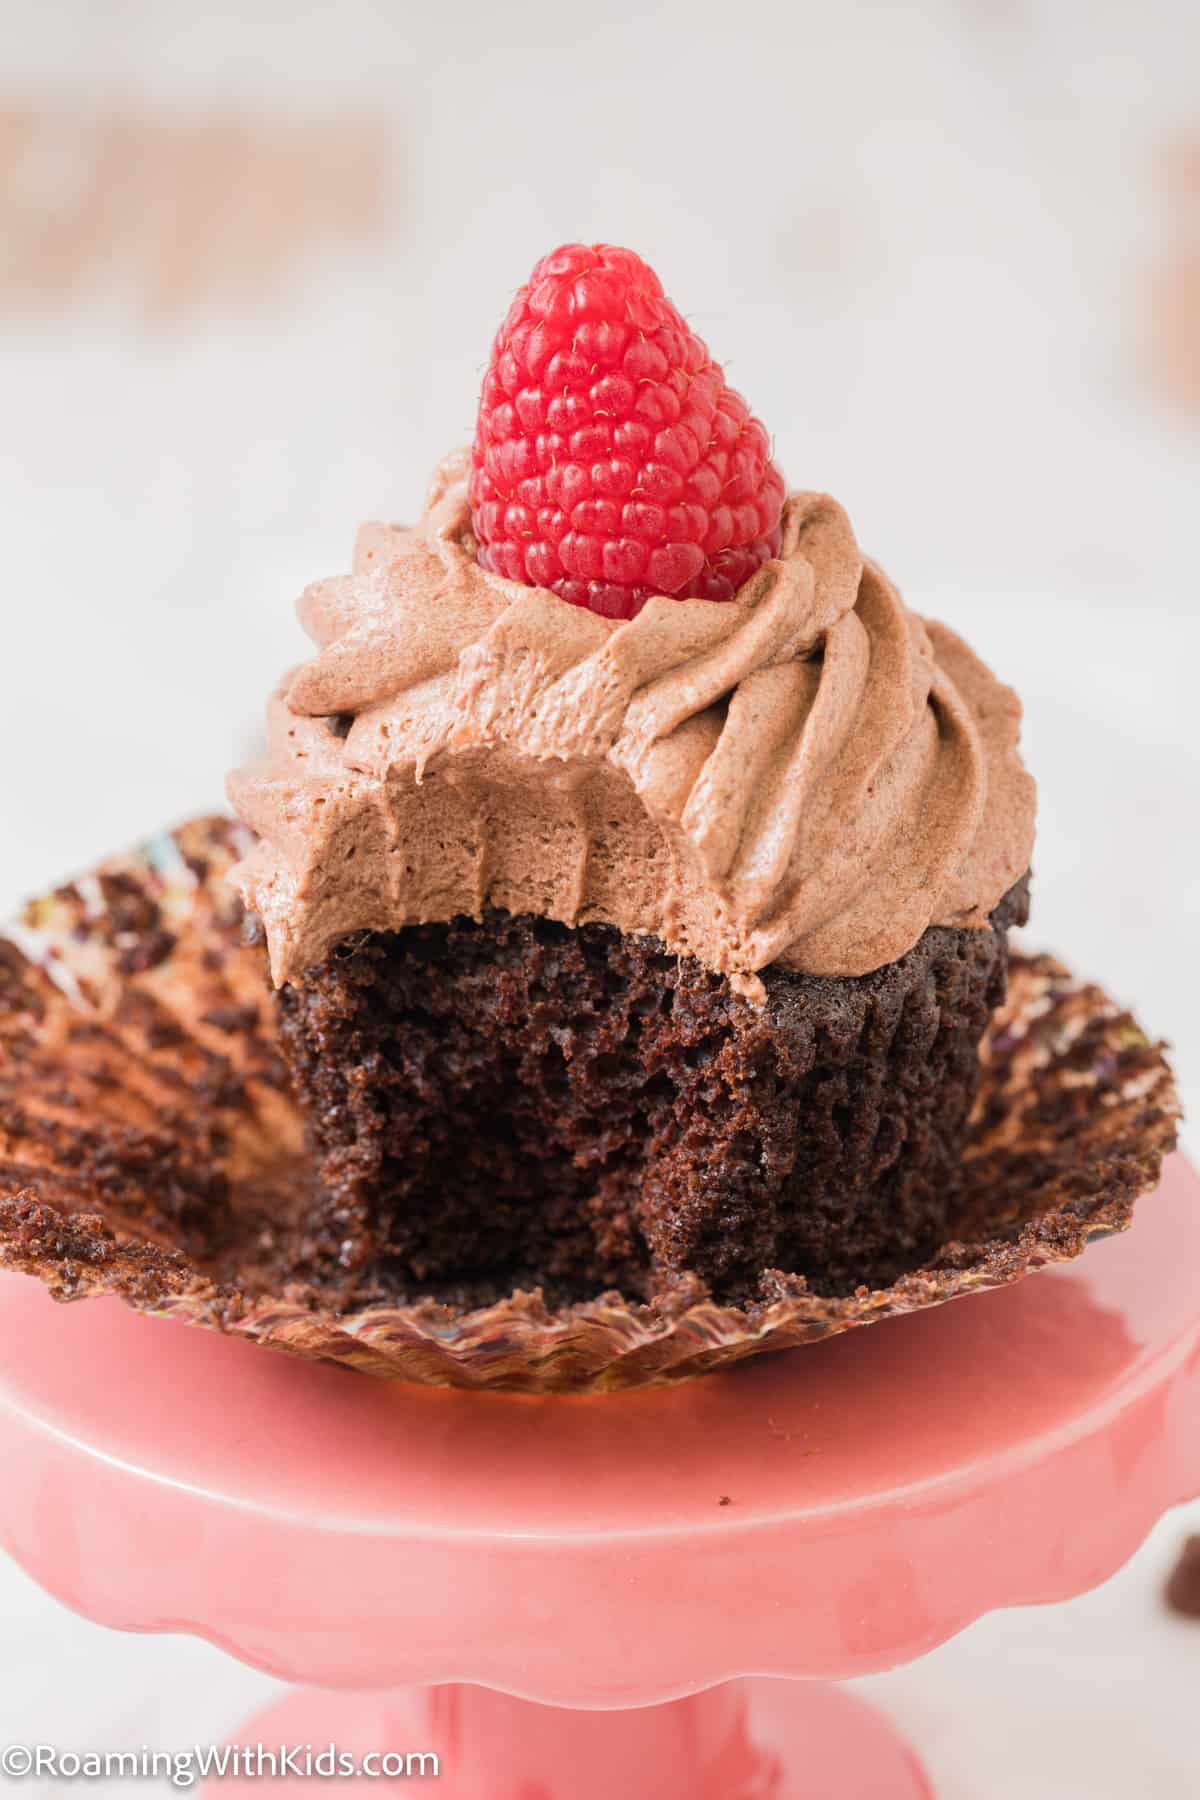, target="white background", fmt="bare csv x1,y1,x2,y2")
0,1,1197,1793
